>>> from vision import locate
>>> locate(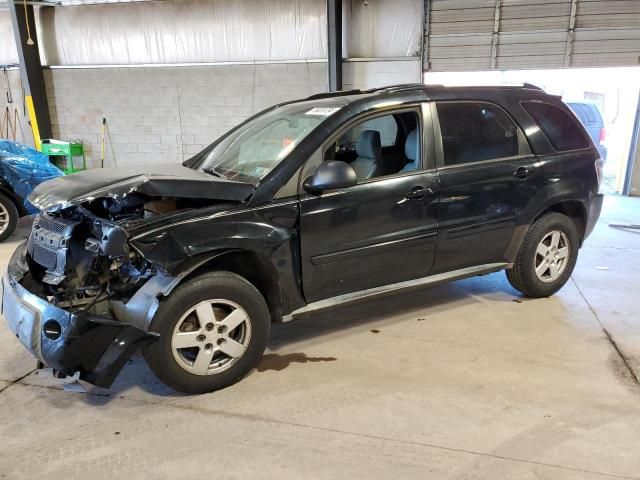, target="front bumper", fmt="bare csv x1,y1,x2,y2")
2,243,157,387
